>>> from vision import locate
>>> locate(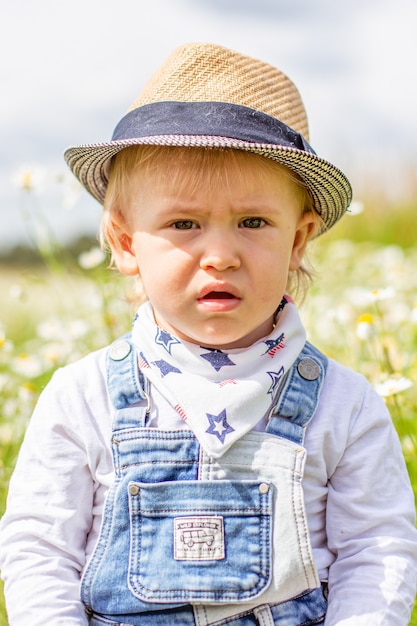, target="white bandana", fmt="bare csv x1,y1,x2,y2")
132,297,306,458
